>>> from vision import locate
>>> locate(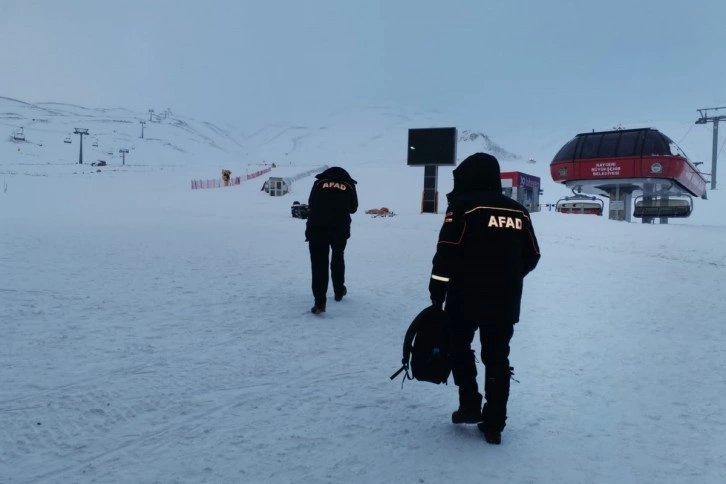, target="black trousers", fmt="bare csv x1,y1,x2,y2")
446,298,515,431
308,231,348,306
